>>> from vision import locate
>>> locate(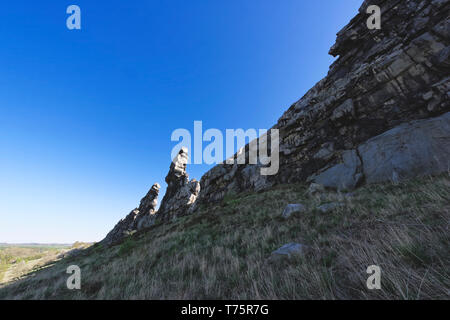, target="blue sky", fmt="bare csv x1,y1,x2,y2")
0,1,362,243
